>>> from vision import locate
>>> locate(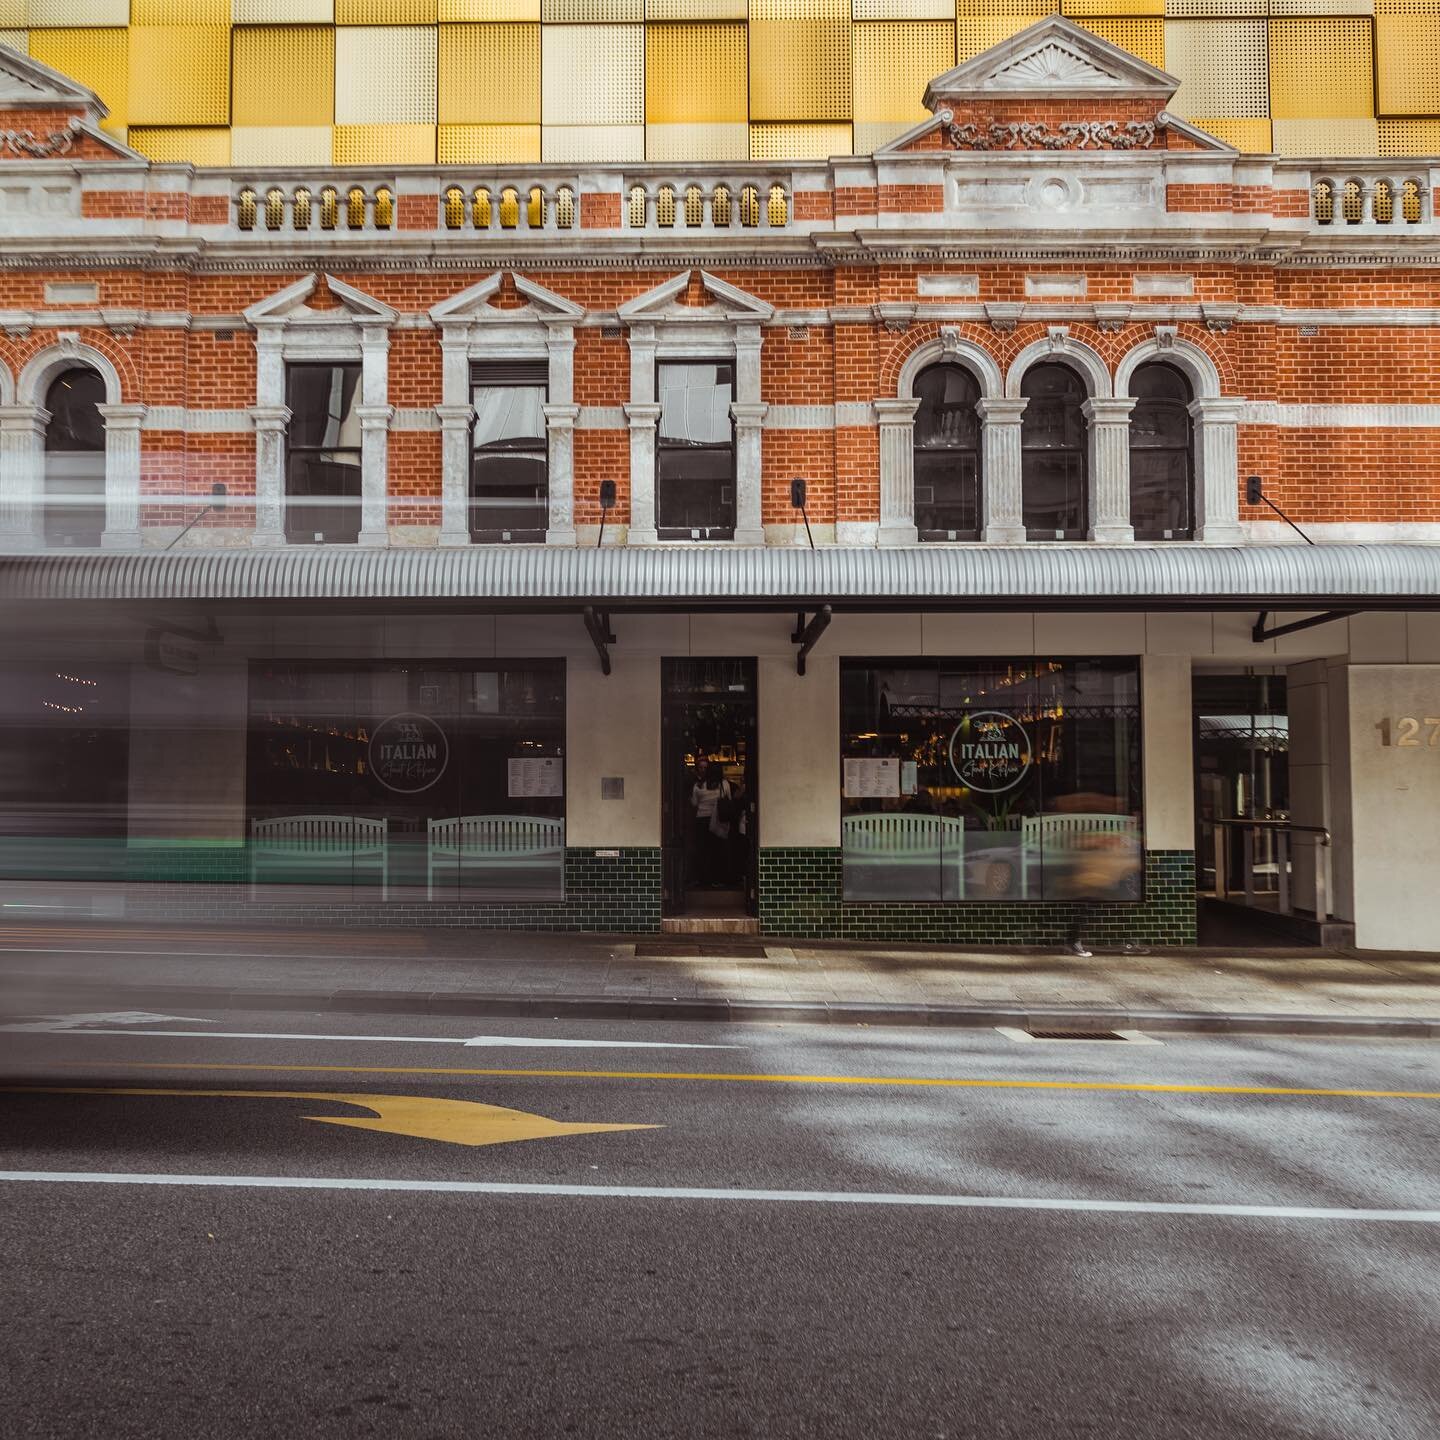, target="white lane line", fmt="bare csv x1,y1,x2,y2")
0,1171,1436,1221
0,1025,737,1050
0,1012,217,1032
